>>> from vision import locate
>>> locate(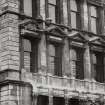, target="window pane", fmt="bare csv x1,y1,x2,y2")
49,44,55,72
48,4,56,23
70,0,77,11
48,0,56,5
92,54,97,64
49,44,55,56
71,12,77,28
91,17,97,33
70,49,77,60
24,52,31,72
49,56,55,71
24,0,32,16
90,6,97,17
23,39,31,52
